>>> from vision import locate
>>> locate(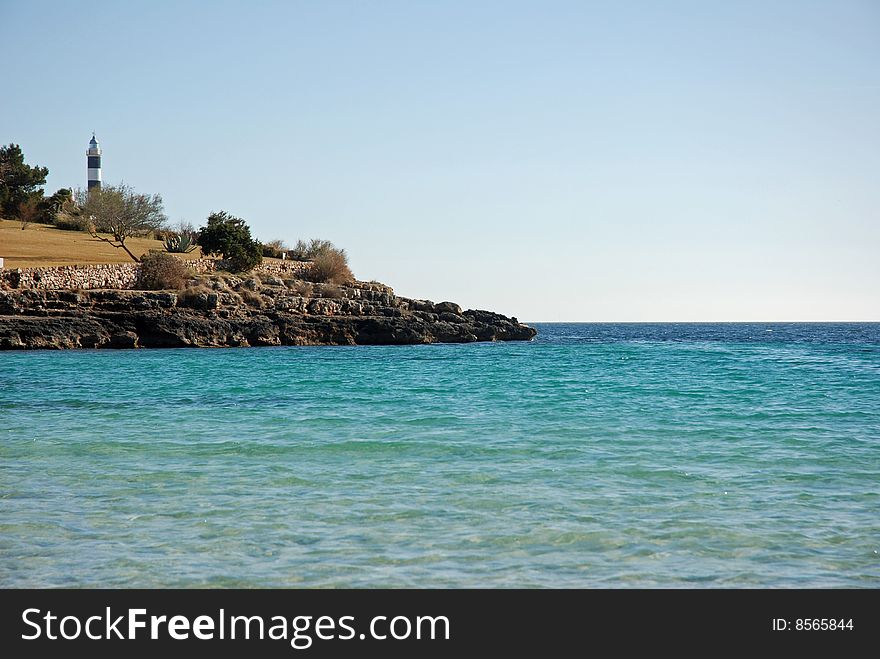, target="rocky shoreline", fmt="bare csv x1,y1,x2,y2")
0,276,536,350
